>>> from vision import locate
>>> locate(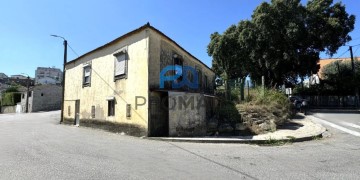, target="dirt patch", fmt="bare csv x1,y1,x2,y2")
62,118,147,137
